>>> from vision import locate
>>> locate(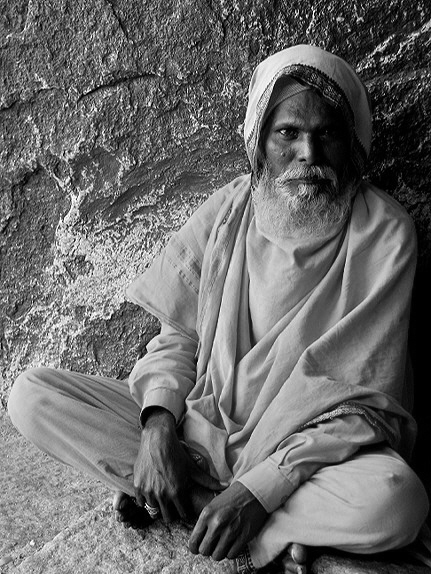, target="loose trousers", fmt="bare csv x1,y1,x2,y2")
7,367,429,569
